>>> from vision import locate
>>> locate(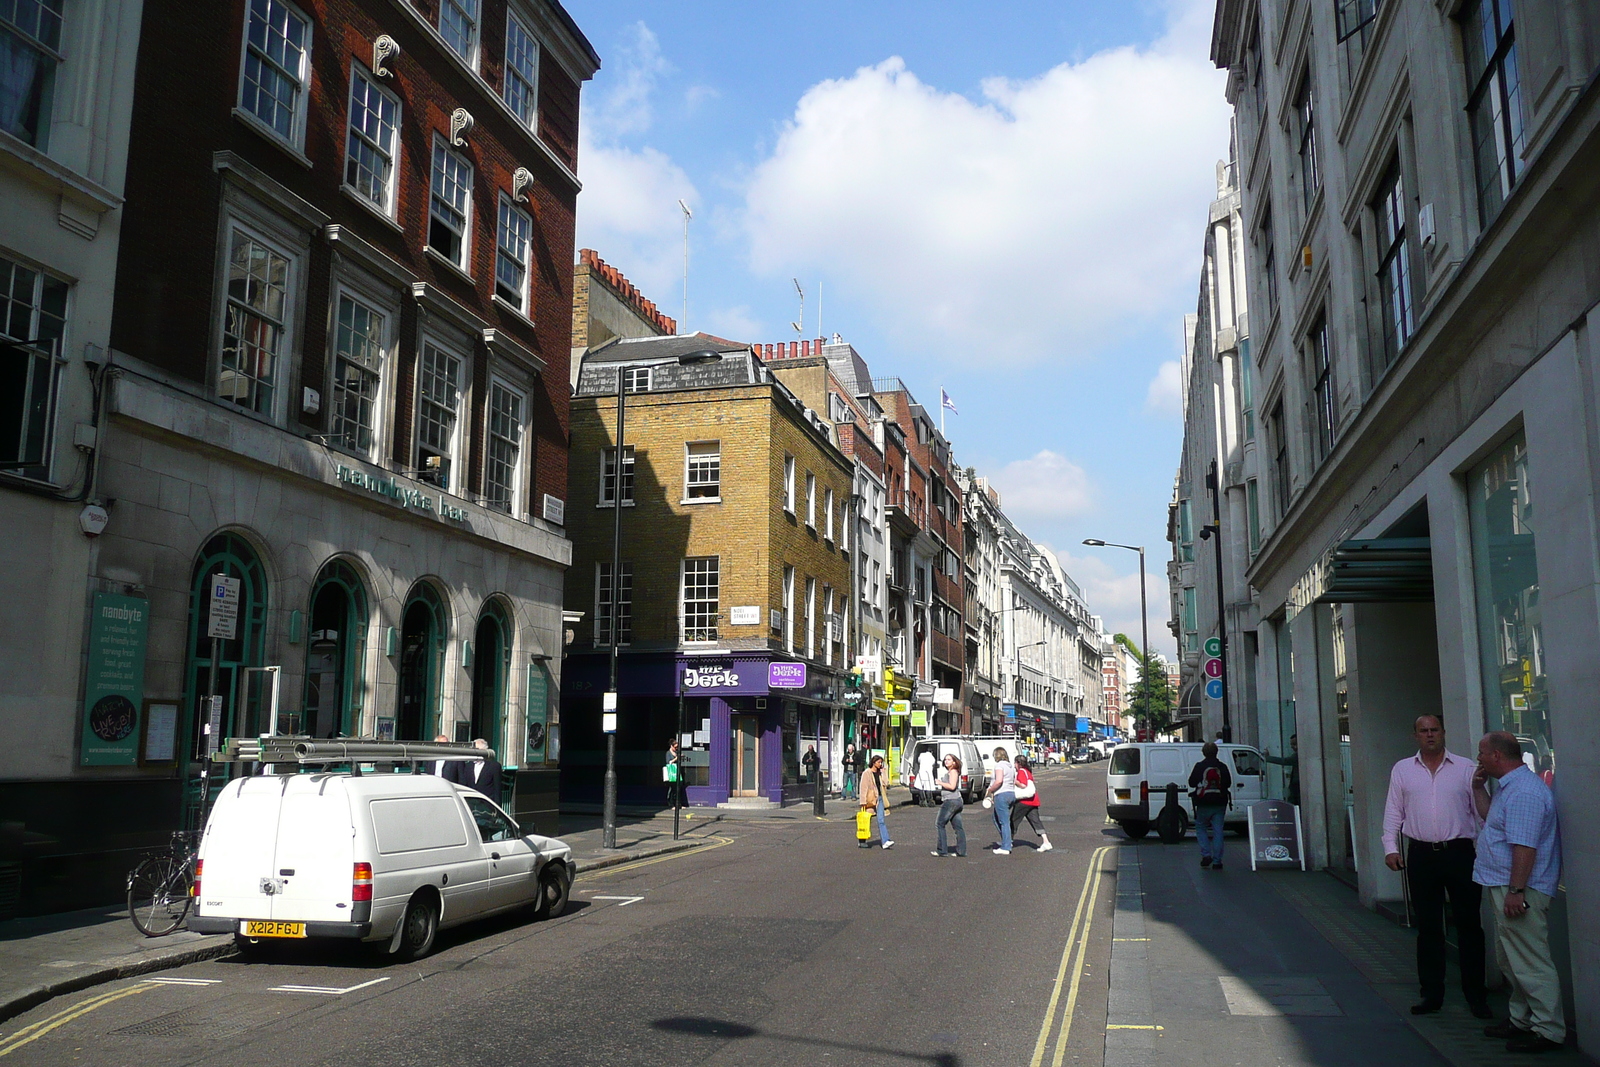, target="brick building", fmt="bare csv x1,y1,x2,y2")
79,0,597,874
561,335,854,808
